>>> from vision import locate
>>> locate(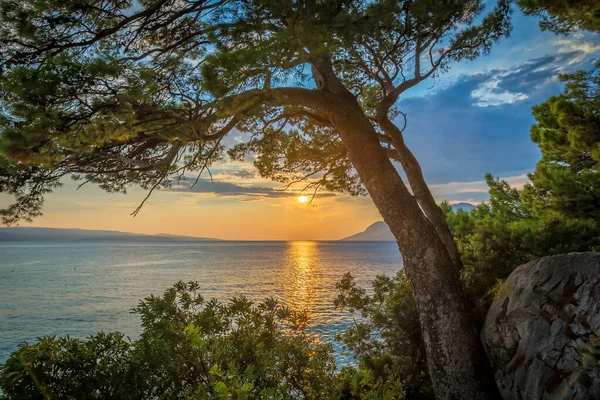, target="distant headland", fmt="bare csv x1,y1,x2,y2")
342,203,475,241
